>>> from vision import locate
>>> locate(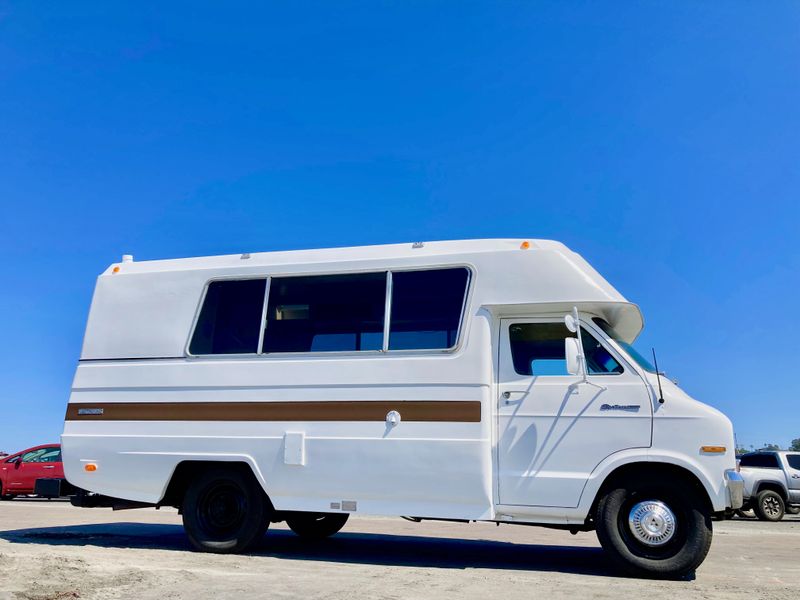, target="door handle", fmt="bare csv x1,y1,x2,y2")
792,474,800,479
43,465,55,469
501,390,526,404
